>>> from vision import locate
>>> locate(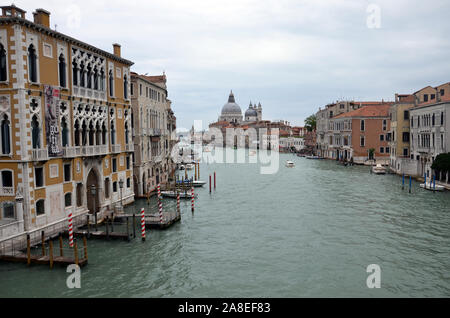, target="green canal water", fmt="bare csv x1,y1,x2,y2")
1,150,450,297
